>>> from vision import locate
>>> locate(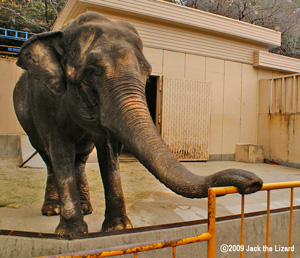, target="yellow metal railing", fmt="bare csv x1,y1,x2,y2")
208,181,300,258
39,181,300,258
